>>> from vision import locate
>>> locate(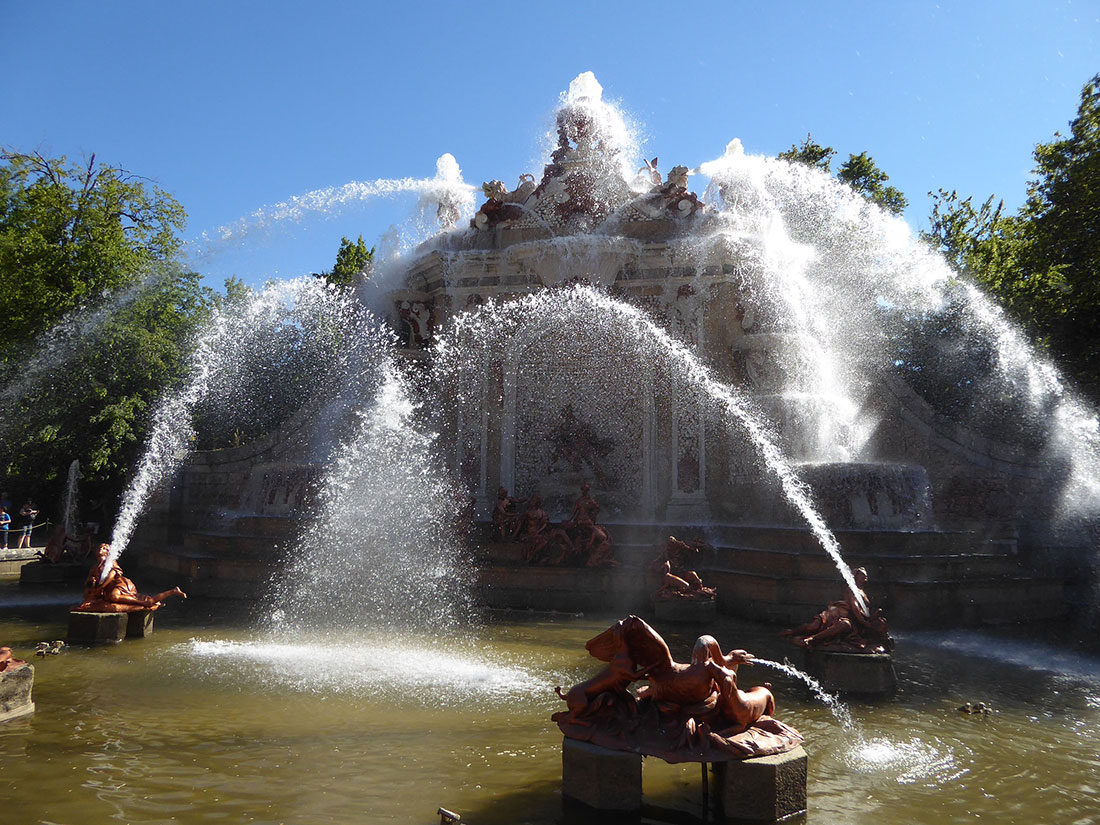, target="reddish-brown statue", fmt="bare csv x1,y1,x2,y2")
0,646,26,673
491,486,525,542
781,567,894,654
564,482,618,567
653,535,715,601
553,615,802,762
73,544,187,613
513,494,572,563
